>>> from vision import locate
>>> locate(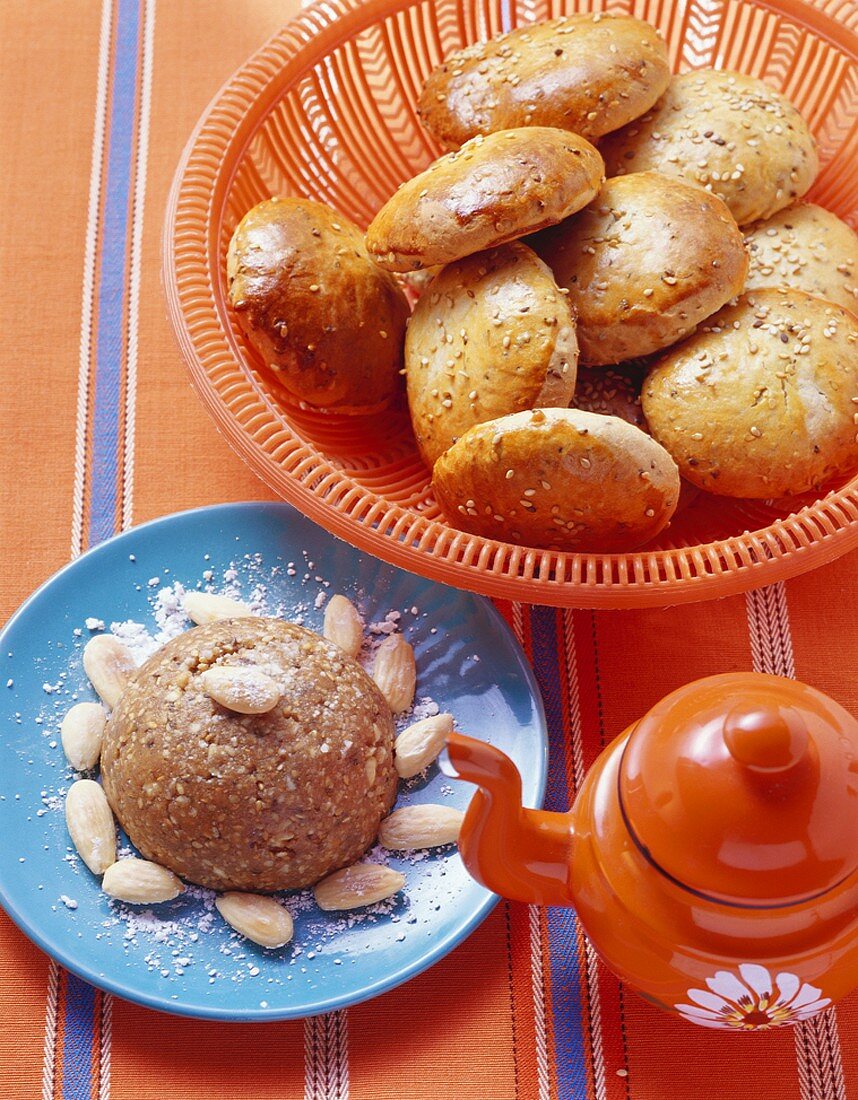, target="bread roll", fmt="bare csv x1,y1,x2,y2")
743,203,858,315
406,243,578,466
227,198,409,410
366,128,604,272
418,14,669,149
432,407,680,551
601,71,818,226
535,173,748,365
642,289,858,498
